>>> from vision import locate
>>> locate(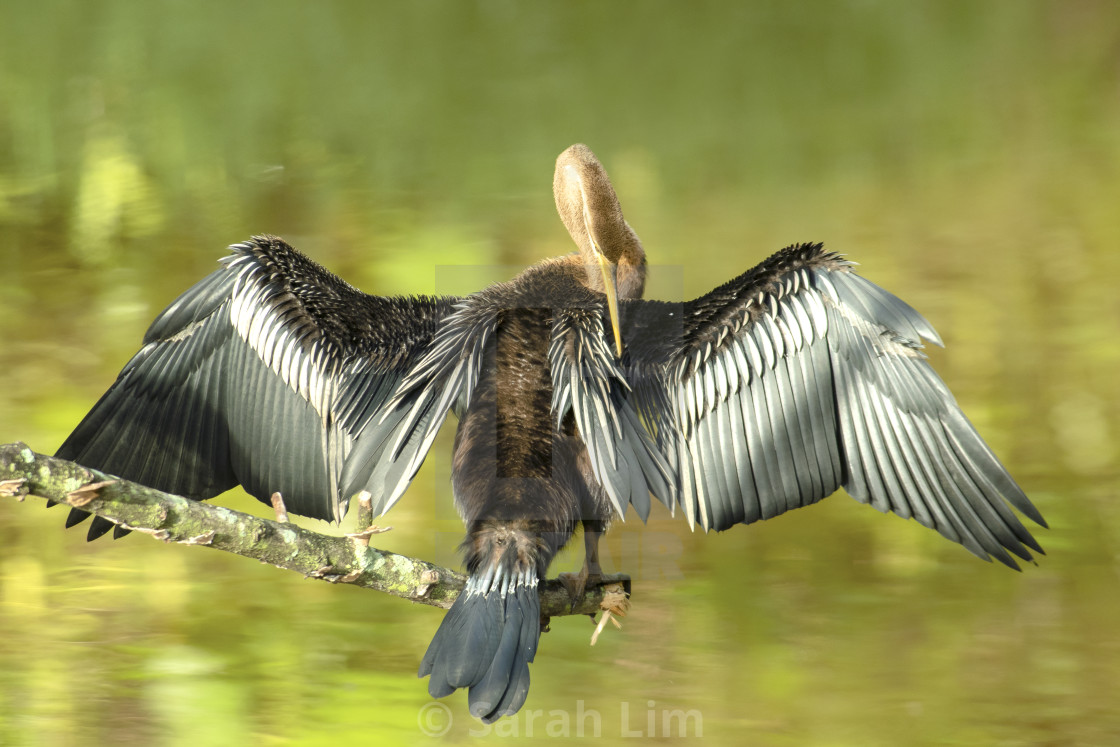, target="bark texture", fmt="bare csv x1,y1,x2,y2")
0,442,627,616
